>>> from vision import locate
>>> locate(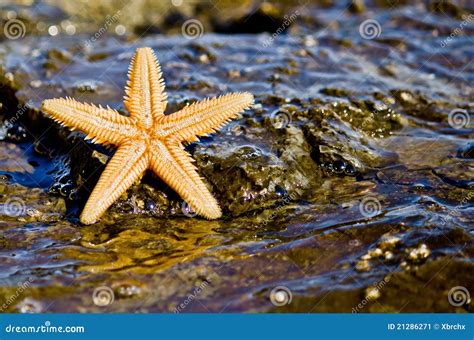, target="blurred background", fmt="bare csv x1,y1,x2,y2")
1,0,472,41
